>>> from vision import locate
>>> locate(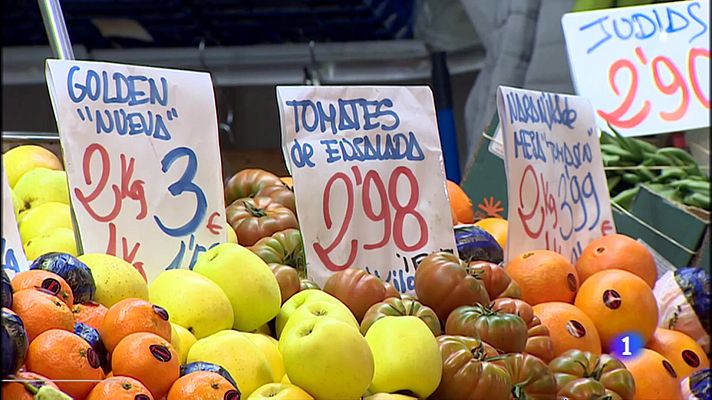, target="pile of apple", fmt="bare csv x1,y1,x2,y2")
3,145,78,261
